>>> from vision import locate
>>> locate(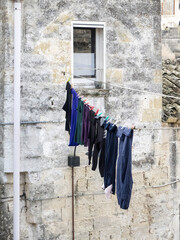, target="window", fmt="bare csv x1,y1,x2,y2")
74,28,96,78
72,22,105,89
161,0,175,15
